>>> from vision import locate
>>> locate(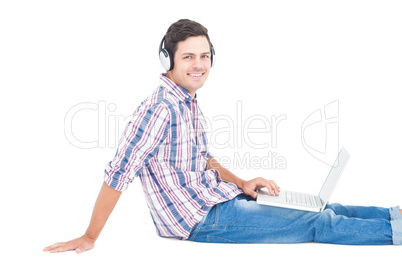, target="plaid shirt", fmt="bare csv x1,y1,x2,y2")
104,74,241,239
